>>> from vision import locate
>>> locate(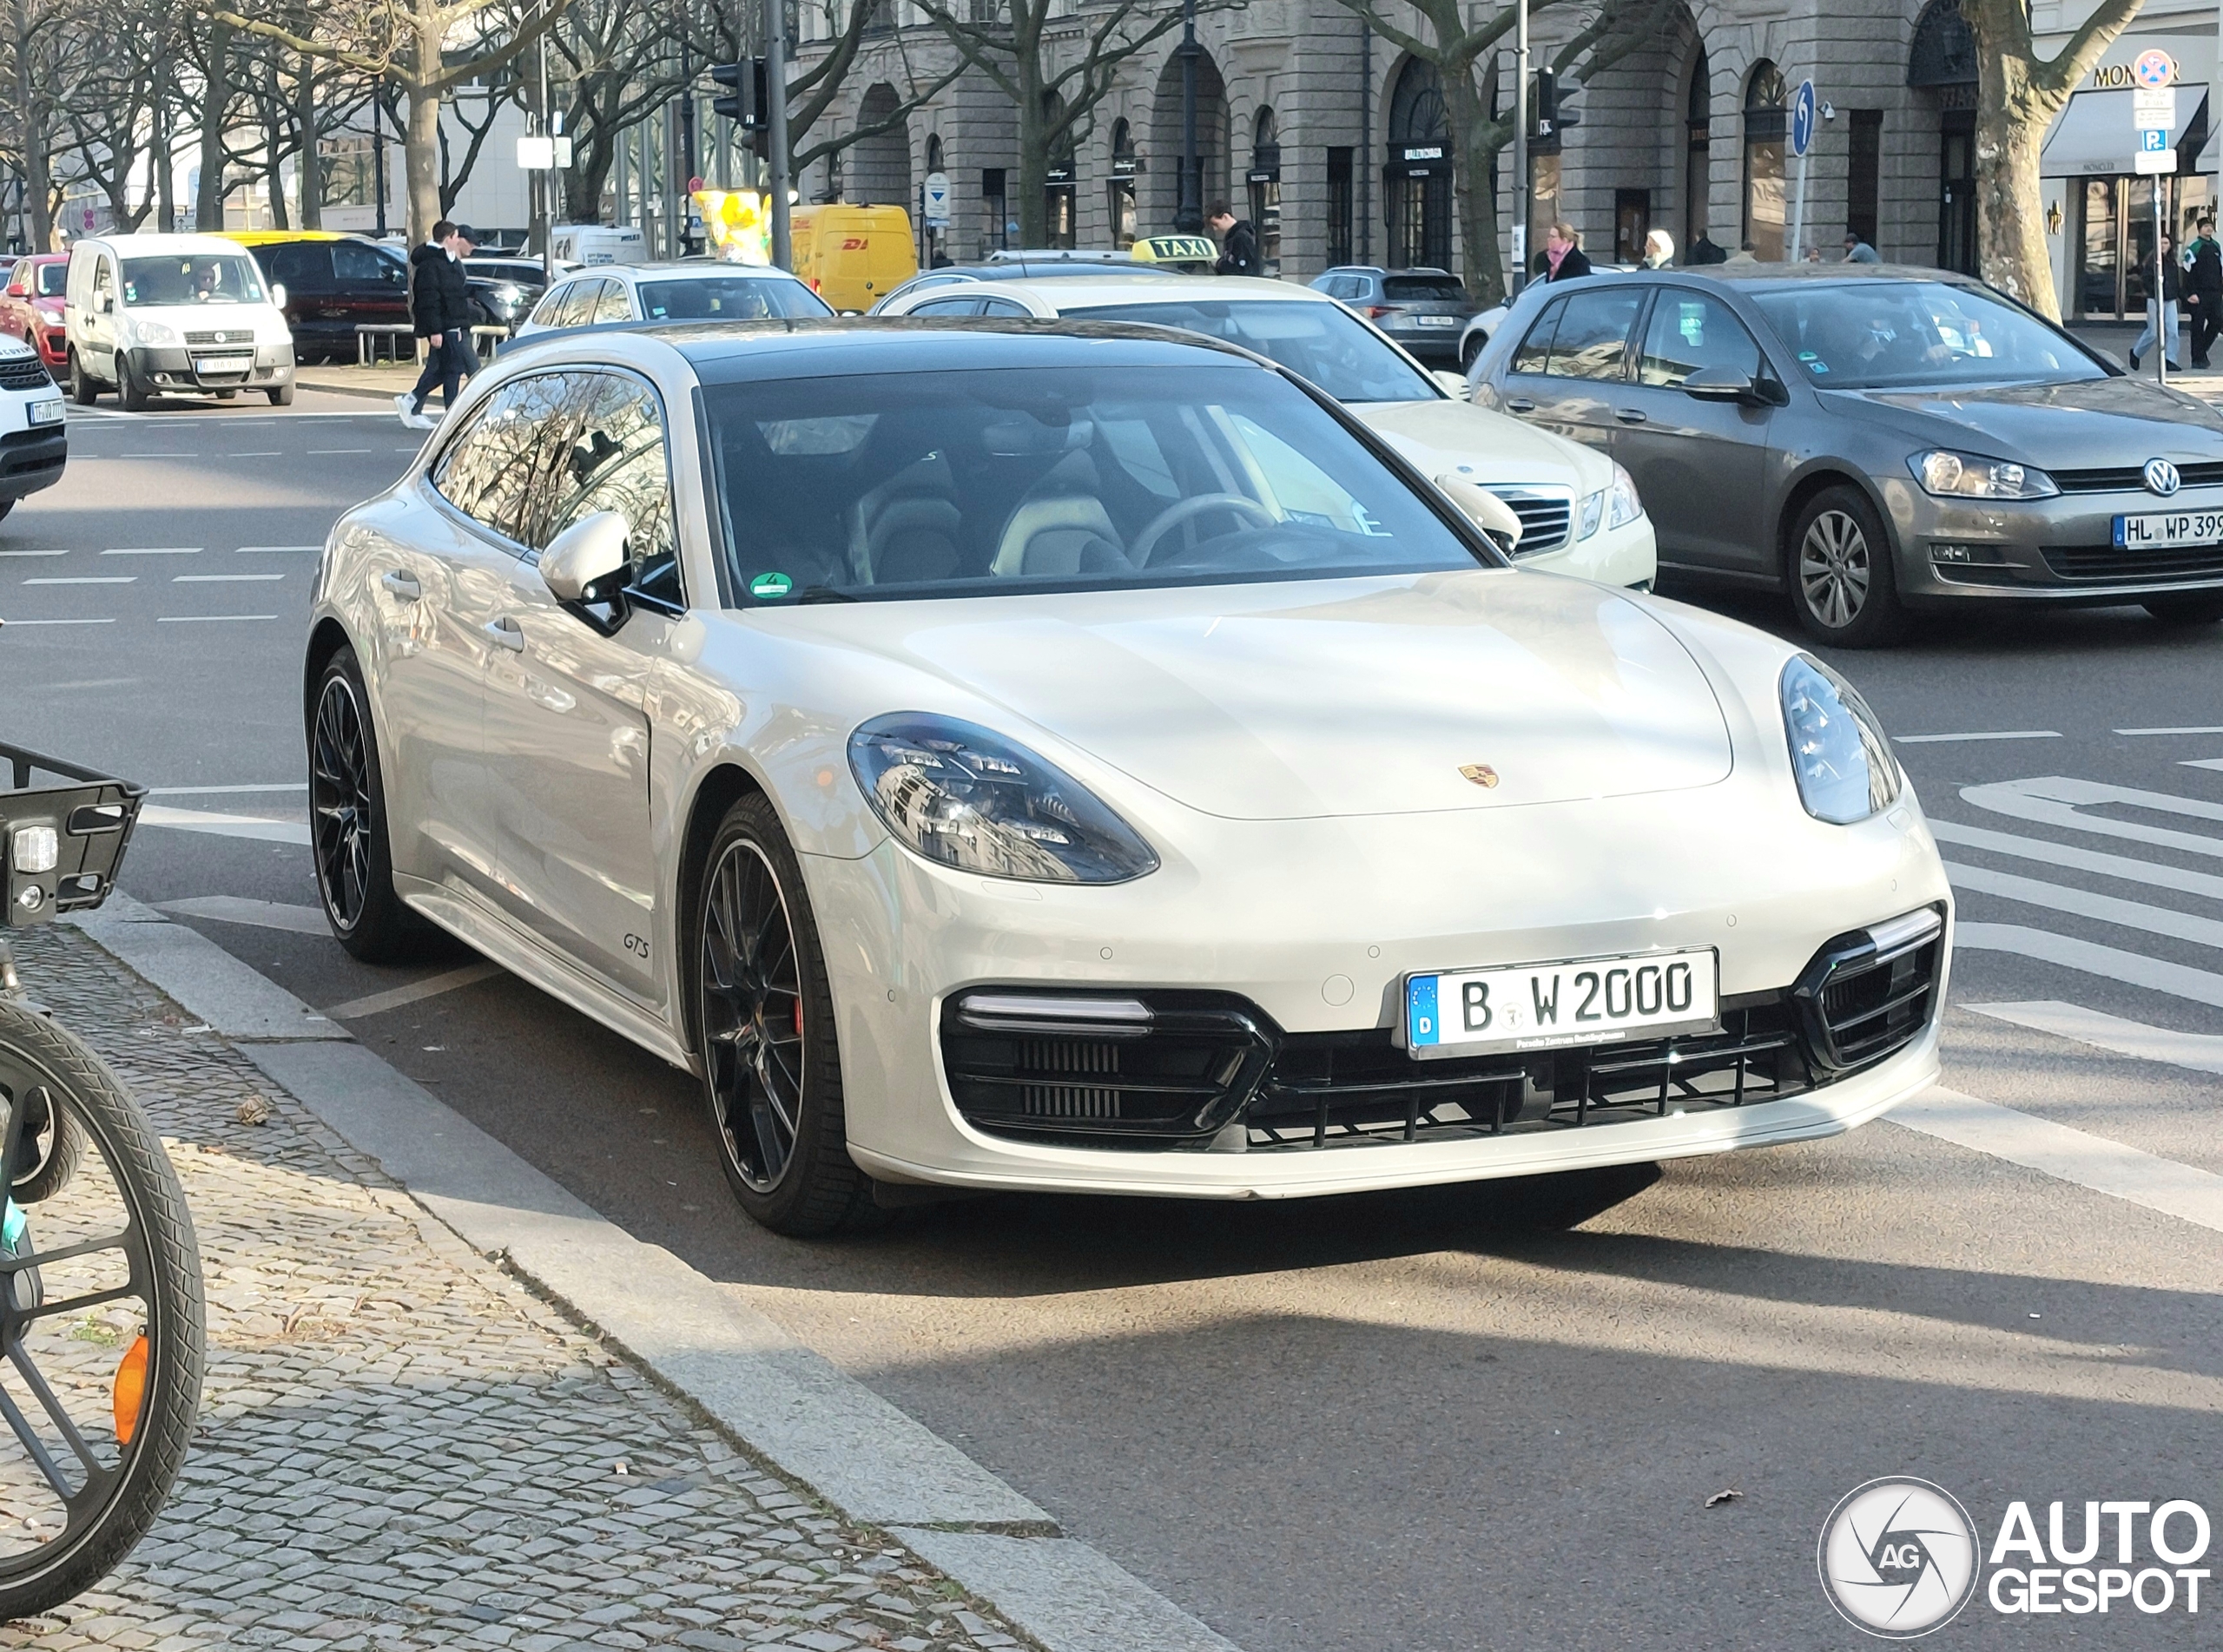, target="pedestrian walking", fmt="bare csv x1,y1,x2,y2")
2129,234,2184,372
1687,234,1728,265
2187,219,2222,368
1641,229,1674,268
398,220,481,429
1543,222,1592,281
1207,204,1261,277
